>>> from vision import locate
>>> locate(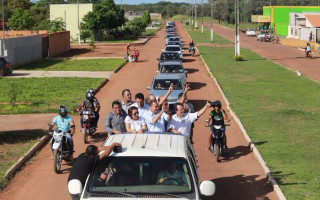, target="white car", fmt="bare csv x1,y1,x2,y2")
164,45,183,59
76,133,216,200
245,29,256,36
